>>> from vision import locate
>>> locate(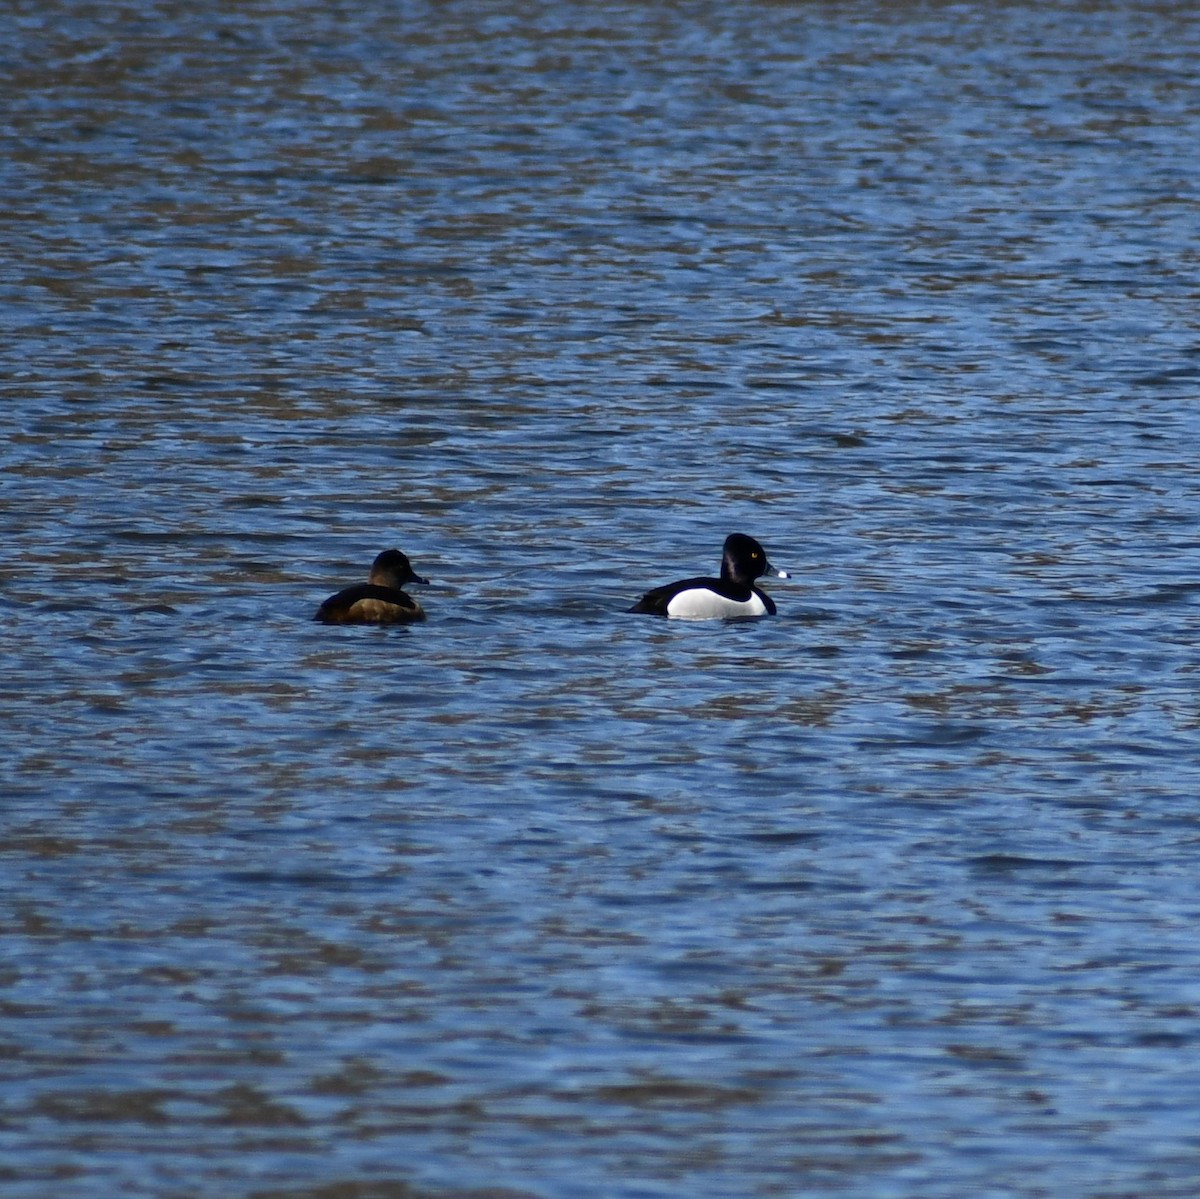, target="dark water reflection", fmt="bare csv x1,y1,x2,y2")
5,2,1200,1197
